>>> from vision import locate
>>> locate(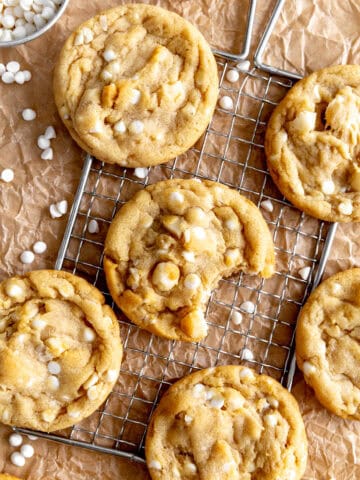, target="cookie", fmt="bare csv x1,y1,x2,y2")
0,270,122,432
296,268,360,419
0,475,21,480
53,4,219,168
265,65,360,222
145,365,308,479
104,179,275,342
